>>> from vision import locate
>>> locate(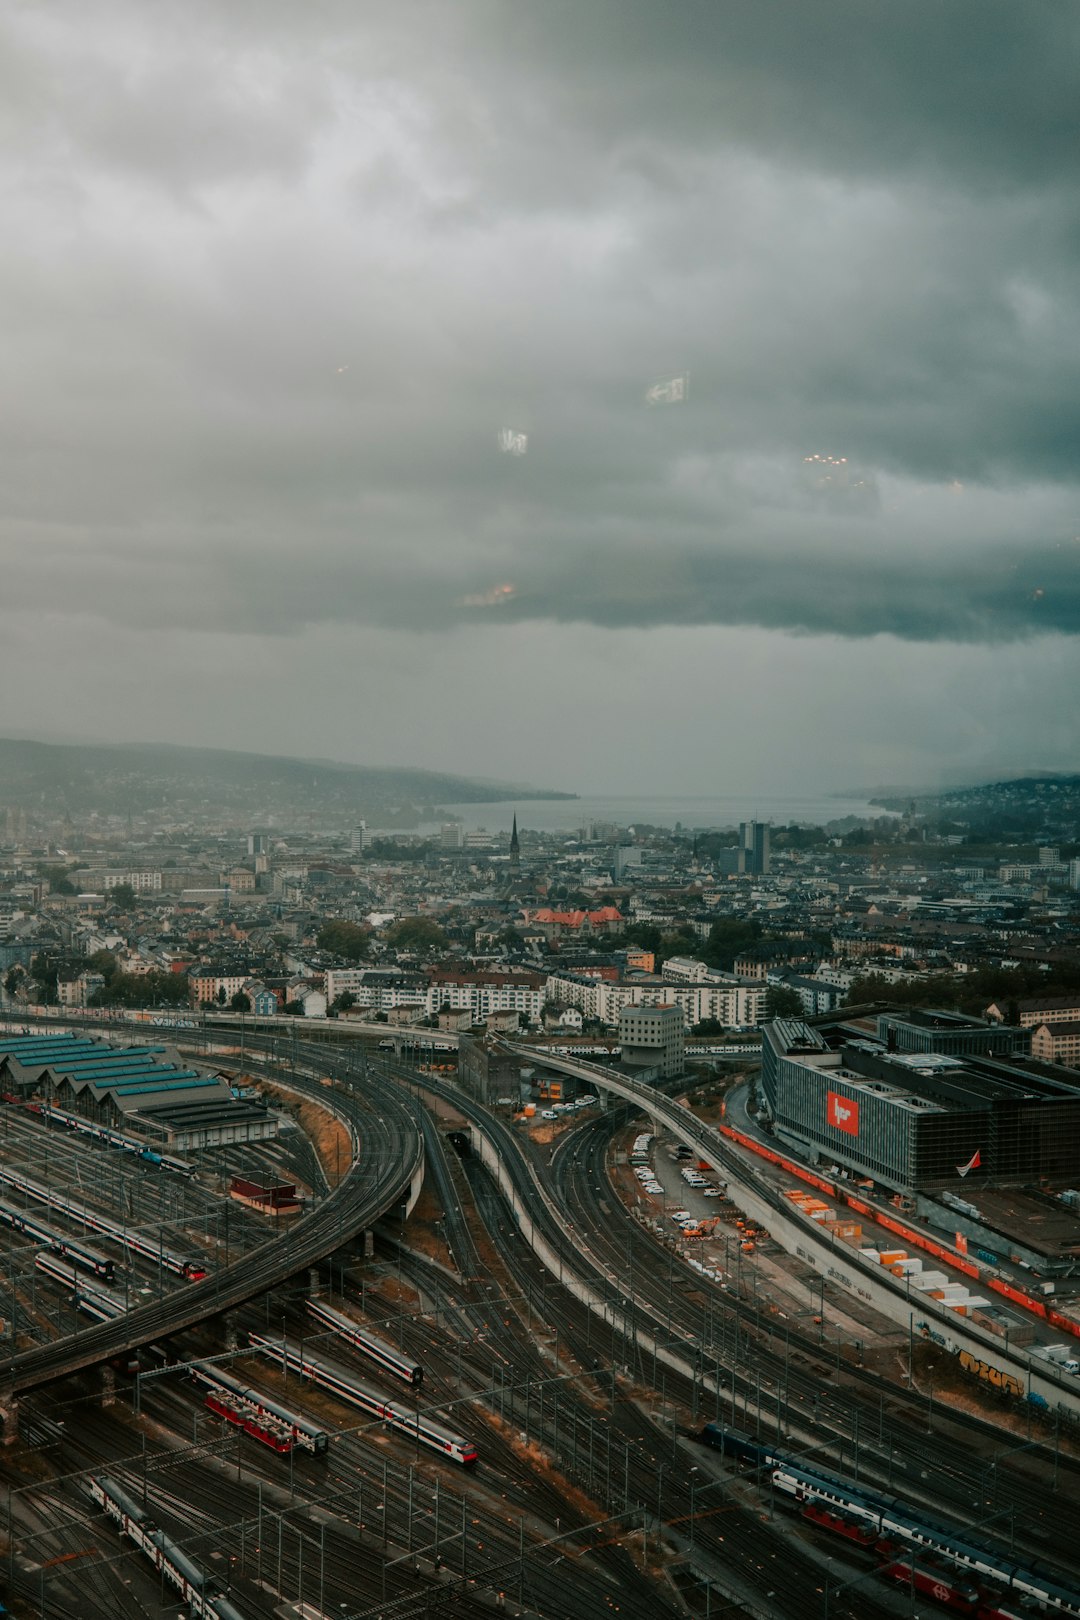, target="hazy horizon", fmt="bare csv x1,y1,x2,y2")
3,4,1078,796
1,729,1069,807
